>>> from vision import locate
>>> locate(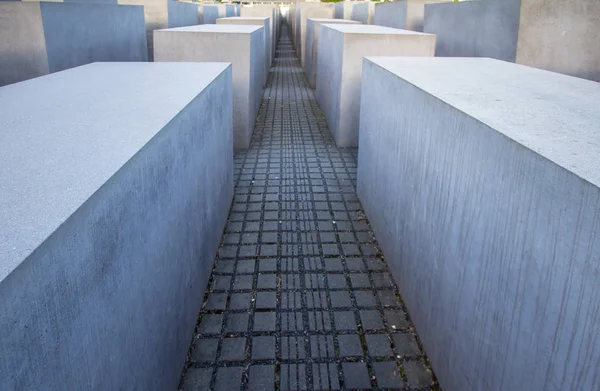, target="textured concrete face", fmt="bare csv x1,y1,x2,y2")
357,56,600,391
0,2,147,87
0,62,233,390
117,0,198,60
424,0,600,82
351,2,375,24
297,4,334,66
305,18,360,89
374,0,443,31
154,25,265,150
217,17,271,85
315,24,435,147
